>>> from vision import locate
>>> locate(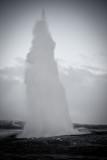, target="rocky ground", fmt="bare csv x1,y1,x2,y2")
0,121,107,160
